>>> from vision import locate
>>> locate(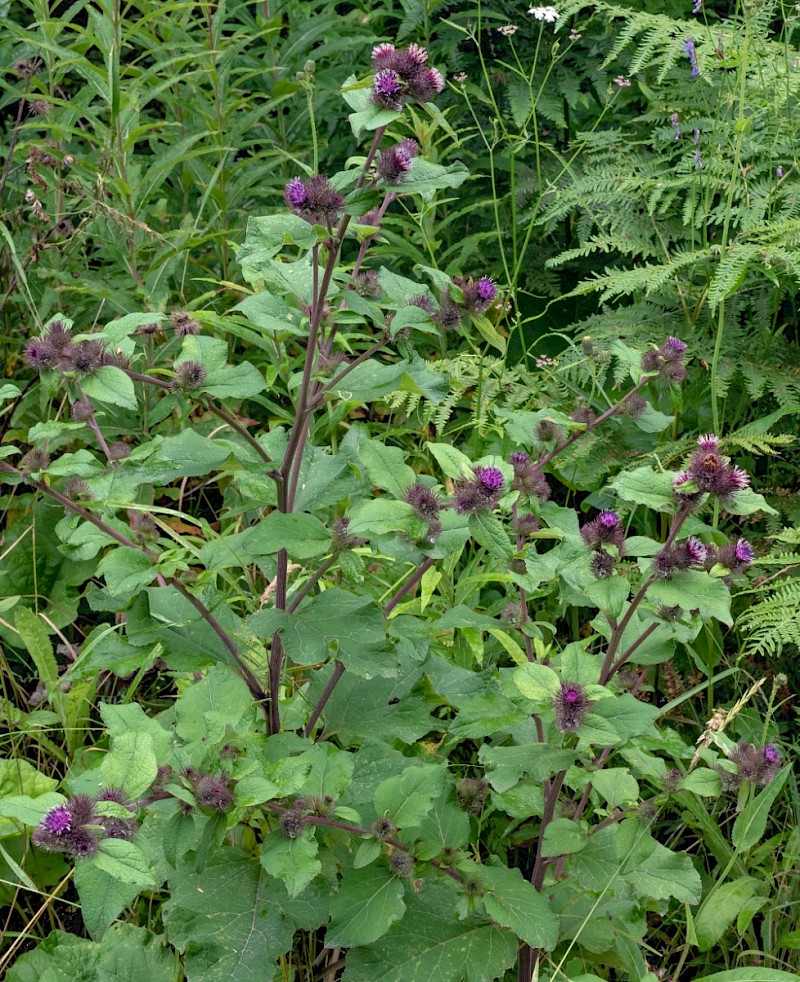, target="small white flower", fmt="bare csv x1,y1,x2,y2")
528,6,559,22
